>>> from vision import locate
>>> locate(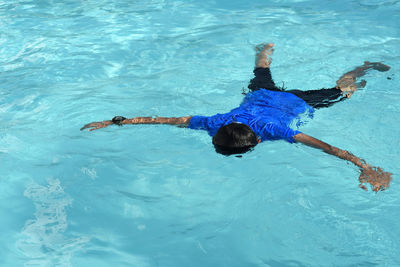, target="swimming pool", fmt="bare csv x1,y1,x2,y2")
1,0,399,266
